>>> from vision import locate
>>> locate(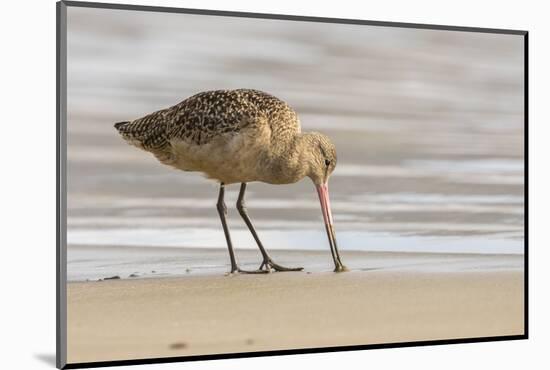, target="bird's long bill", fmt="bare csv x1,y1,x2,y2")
316,183,340,265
